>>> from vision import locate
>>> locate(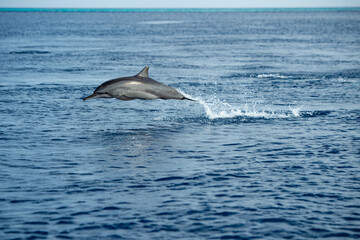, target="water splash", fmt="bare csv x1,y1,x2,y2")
289,106,303,117
180,91,304,120
189,96,301,120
